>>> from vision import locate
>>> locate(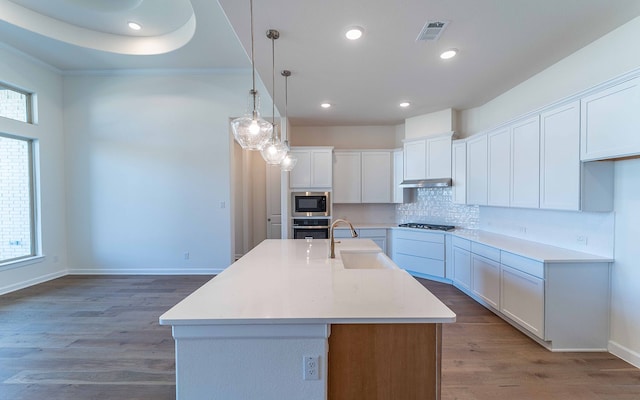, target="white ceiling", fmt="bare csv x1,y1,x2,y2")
1,0,640,126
